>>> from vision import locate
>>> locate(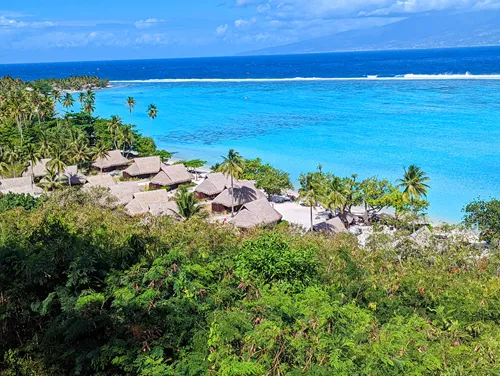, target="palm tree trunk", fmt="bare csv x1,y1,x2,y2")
310,205,313,232
230,173,235,217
